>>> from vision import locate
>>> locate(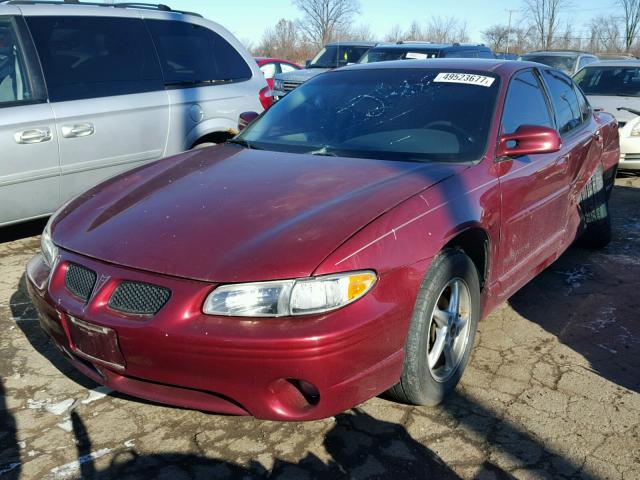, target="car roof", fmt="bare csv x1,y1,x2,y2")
0,1,202,17
580,59,640,68
324,41,378,47
370,43,489,51
521,51,591,57
340,58,536,76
